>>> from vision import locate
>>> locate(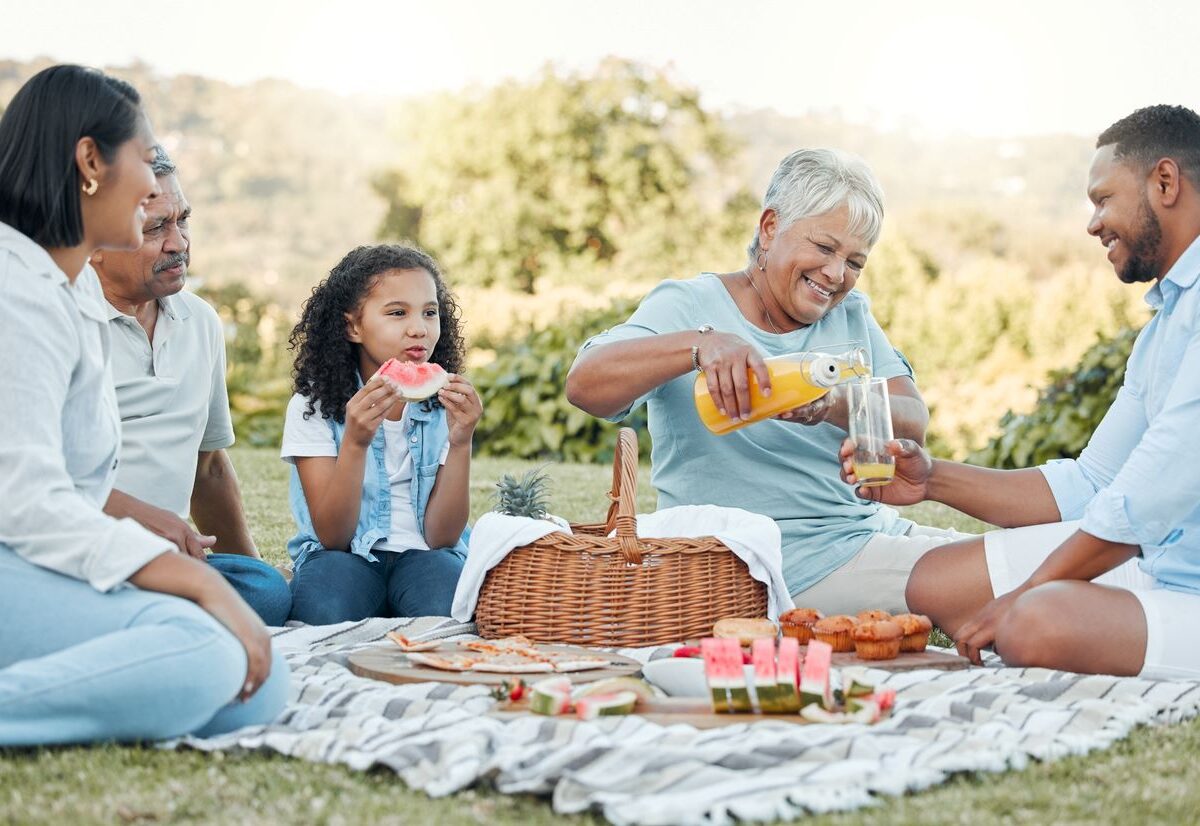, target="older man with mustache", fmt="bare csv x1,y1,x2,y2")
93,145,291,624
